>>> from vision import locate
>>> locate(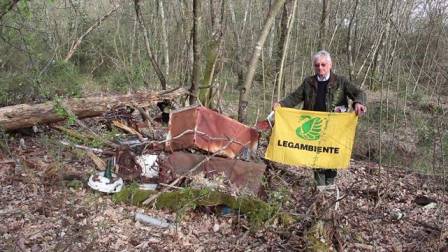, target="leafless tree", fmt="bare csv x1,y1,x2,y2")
238,0,287,123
